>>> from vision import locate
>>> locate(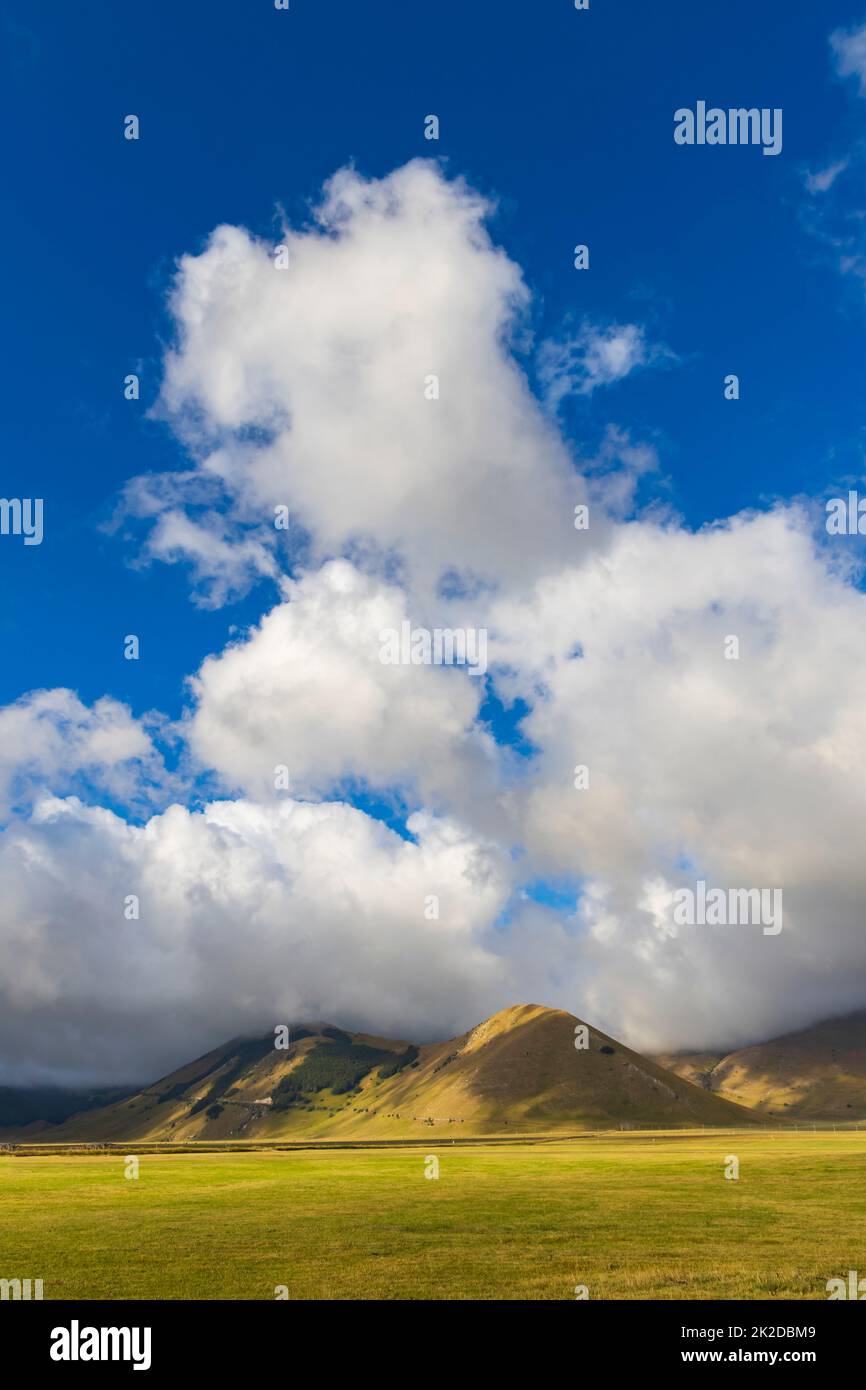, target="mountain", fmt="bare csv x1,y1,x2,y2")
4,1005,754,1141
0,1085,130,1129
656,1010,866,1120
